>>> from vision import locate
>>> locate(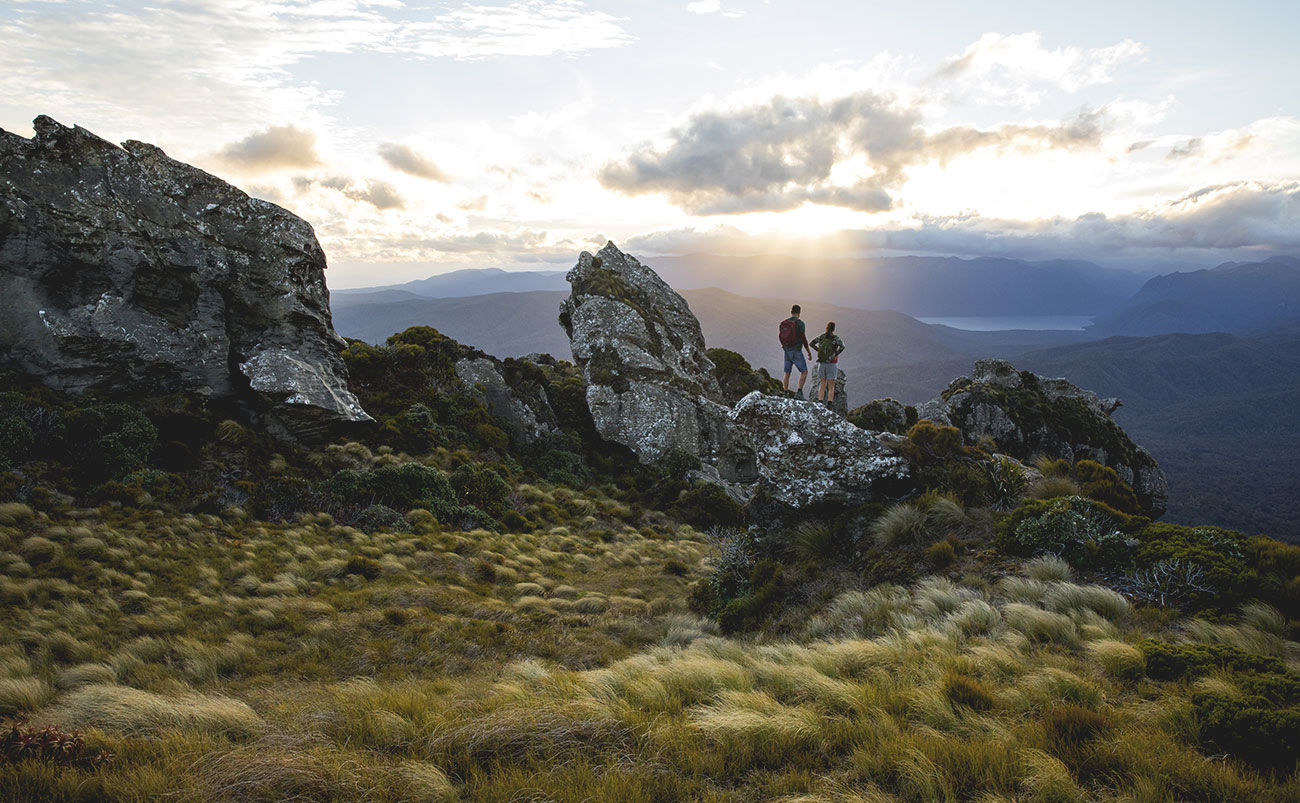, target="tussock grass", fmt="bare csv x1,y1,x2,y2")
3,502,1298,801
1023,555,1073,583
1026,476,1081,500
0,676,53,715
870,504,929,547
1042,583,1129,622
1002,604,1078,646
44,684,263,739
1087,640,1145,680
